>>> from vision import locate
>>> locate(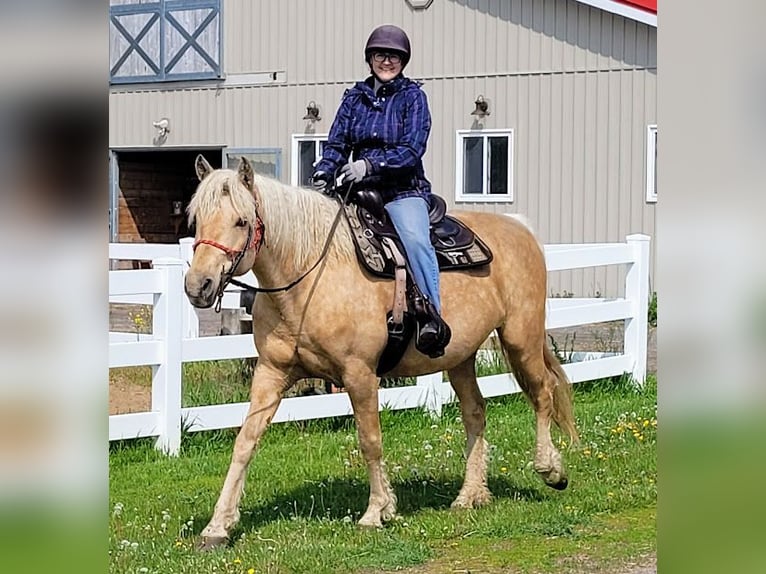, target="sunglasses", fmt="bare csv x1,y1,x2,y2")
371,52,402,65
